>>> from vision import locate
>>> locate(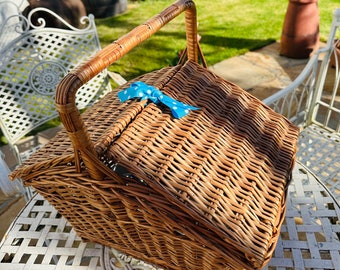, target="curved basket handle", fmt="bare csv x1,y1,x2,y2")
55,0,199,179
